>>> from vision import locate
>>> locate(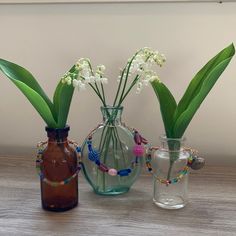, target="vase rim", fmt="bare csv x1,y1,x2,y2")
45,125,70,141
159,135,186,142
45,125,70,132
100,105,123,110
